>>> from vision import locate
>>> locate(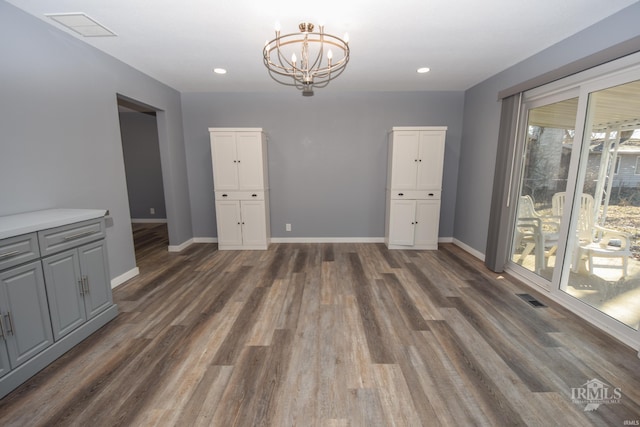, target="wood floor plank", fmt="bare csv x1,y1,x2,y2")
348,252,395,364
372,363,423,426
246,278,291,346
211,286,269,365
1,226,638,426
381,272,429,331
